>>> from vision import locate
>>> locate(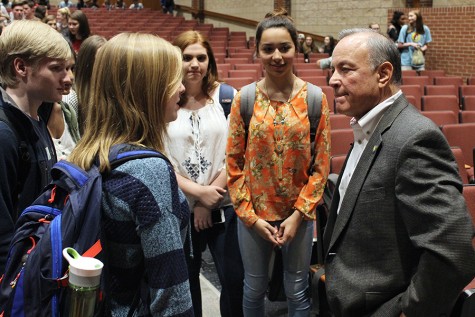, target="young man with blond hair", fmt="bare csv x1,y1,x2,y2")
0,20,73,272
